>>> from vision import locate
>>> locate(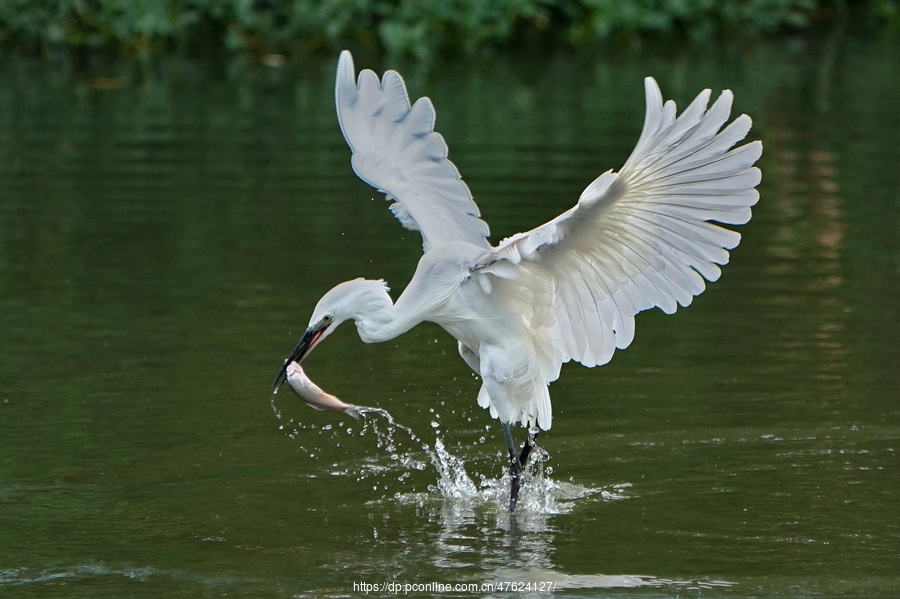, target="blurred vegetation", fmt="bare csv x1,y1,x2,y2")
0,0,897,61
